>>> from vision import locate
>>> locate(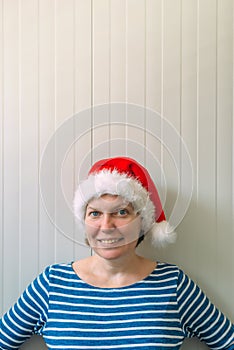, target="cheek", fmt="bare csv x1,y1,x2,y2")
85,221,99,236
118,216,141,235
